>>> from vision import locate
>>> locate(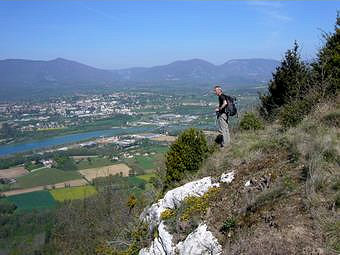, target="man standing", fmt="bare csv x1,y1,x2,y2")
214,85,230,148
